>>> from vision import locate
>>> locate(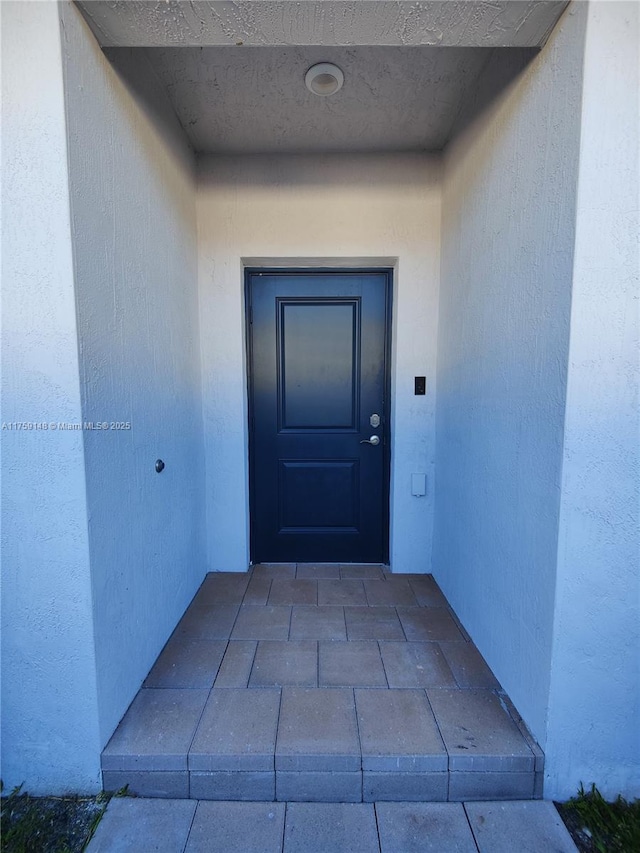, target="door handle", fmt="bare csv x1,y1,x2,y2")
360,435,380,446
